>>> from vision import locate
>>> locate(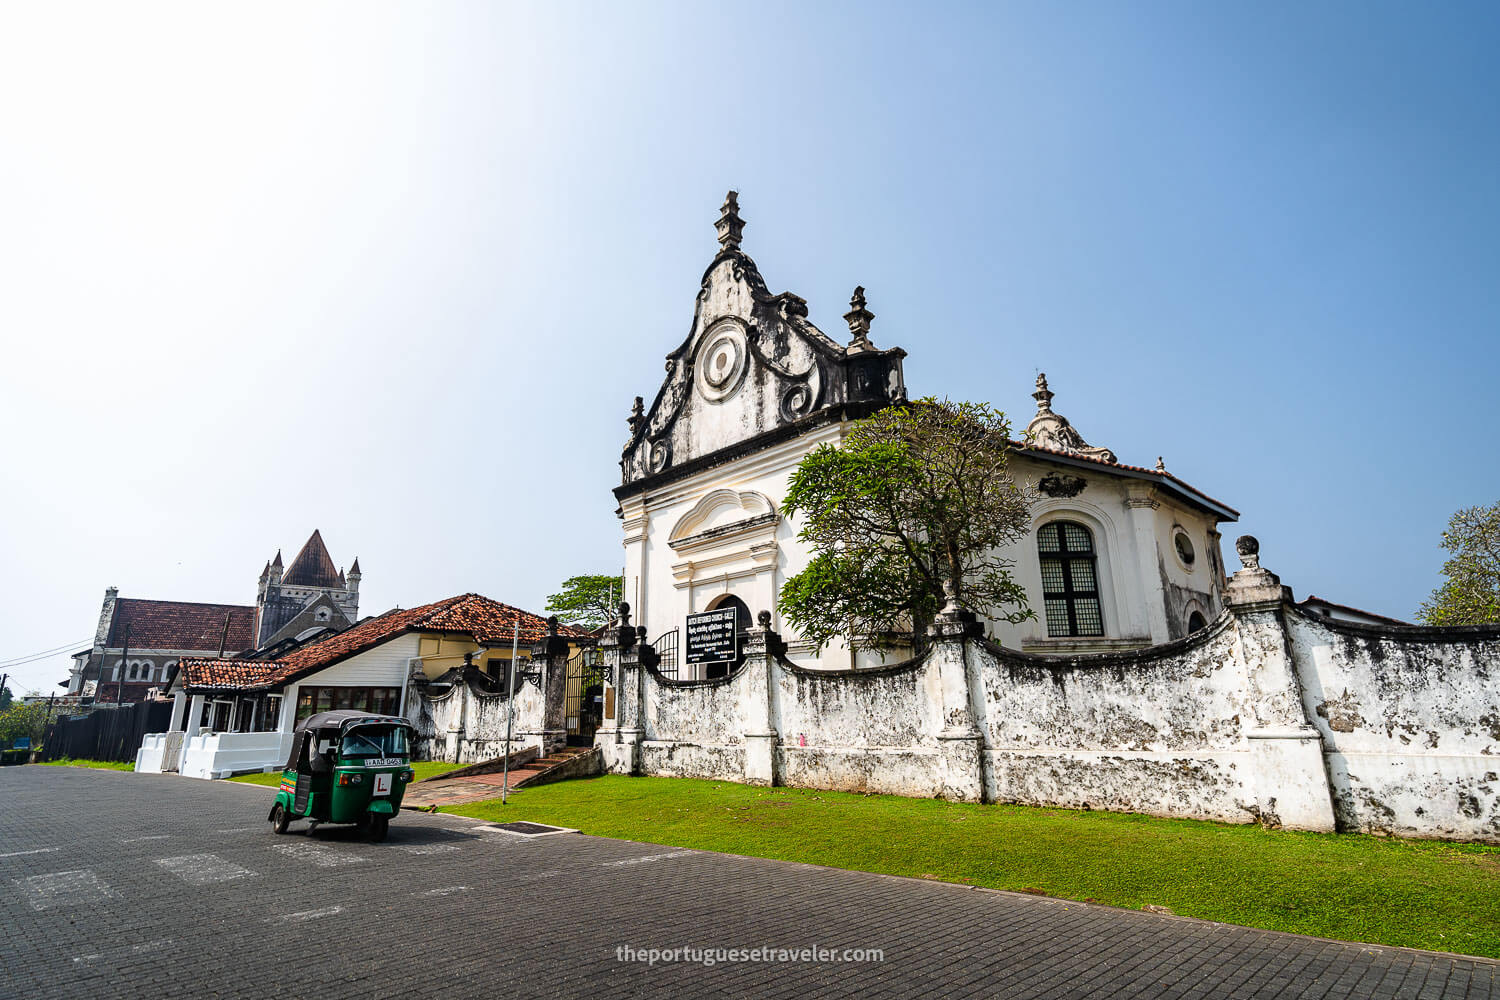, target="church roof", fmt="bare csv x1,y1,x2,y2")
282,530,341,588
105,599,257,653
176,594,590,693
1011,440,1239,520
